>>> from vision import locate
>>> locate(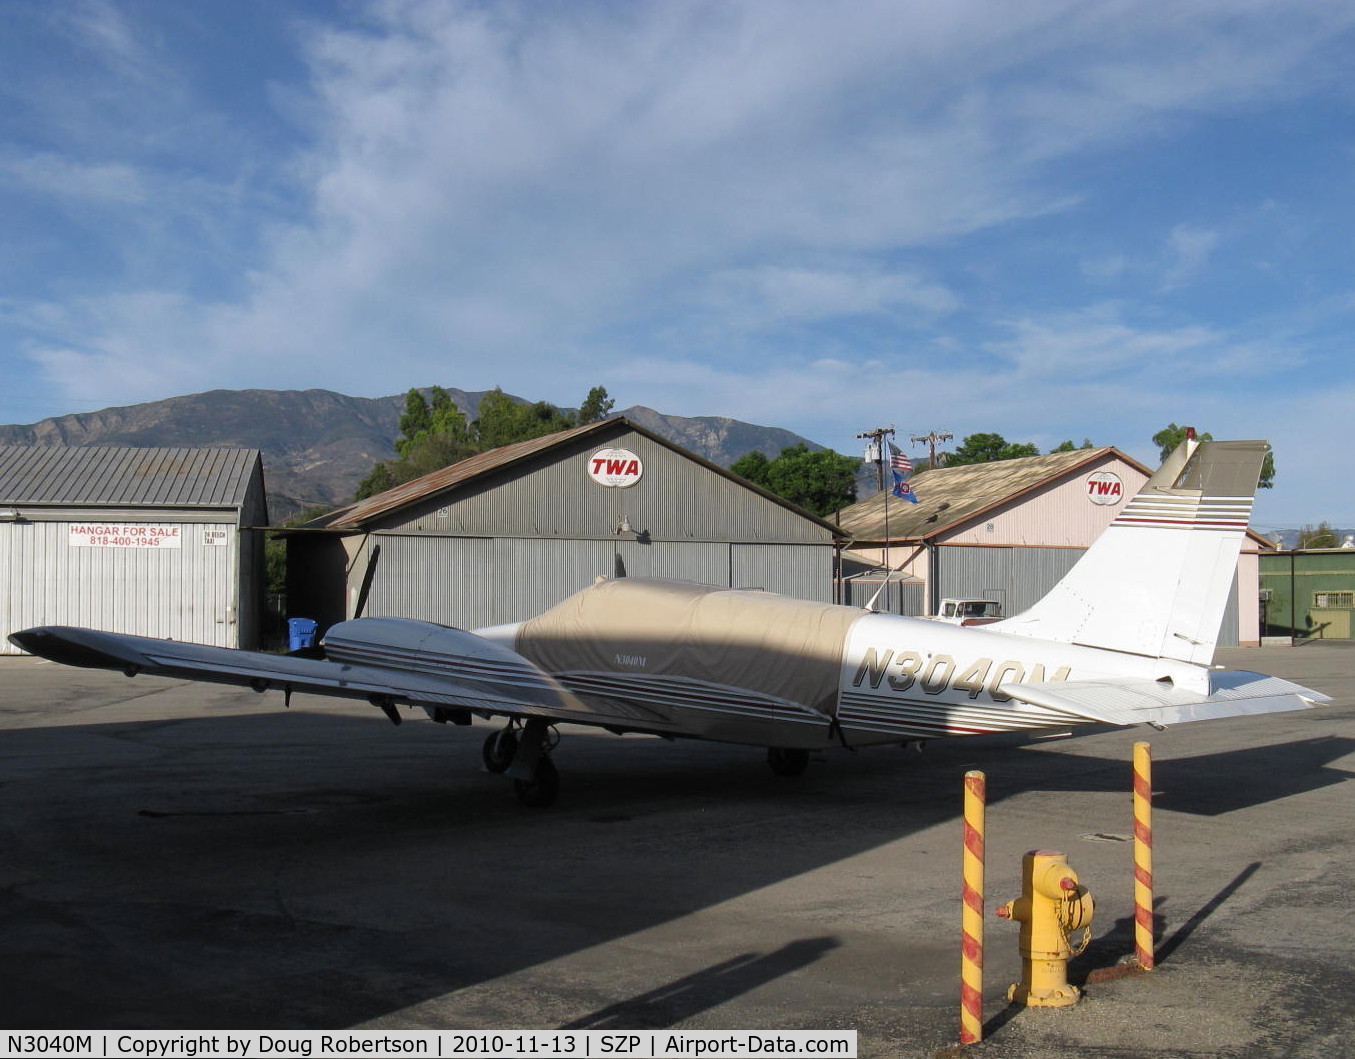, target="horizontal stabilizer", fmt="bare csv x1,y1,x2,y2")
1001,670,1329,728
